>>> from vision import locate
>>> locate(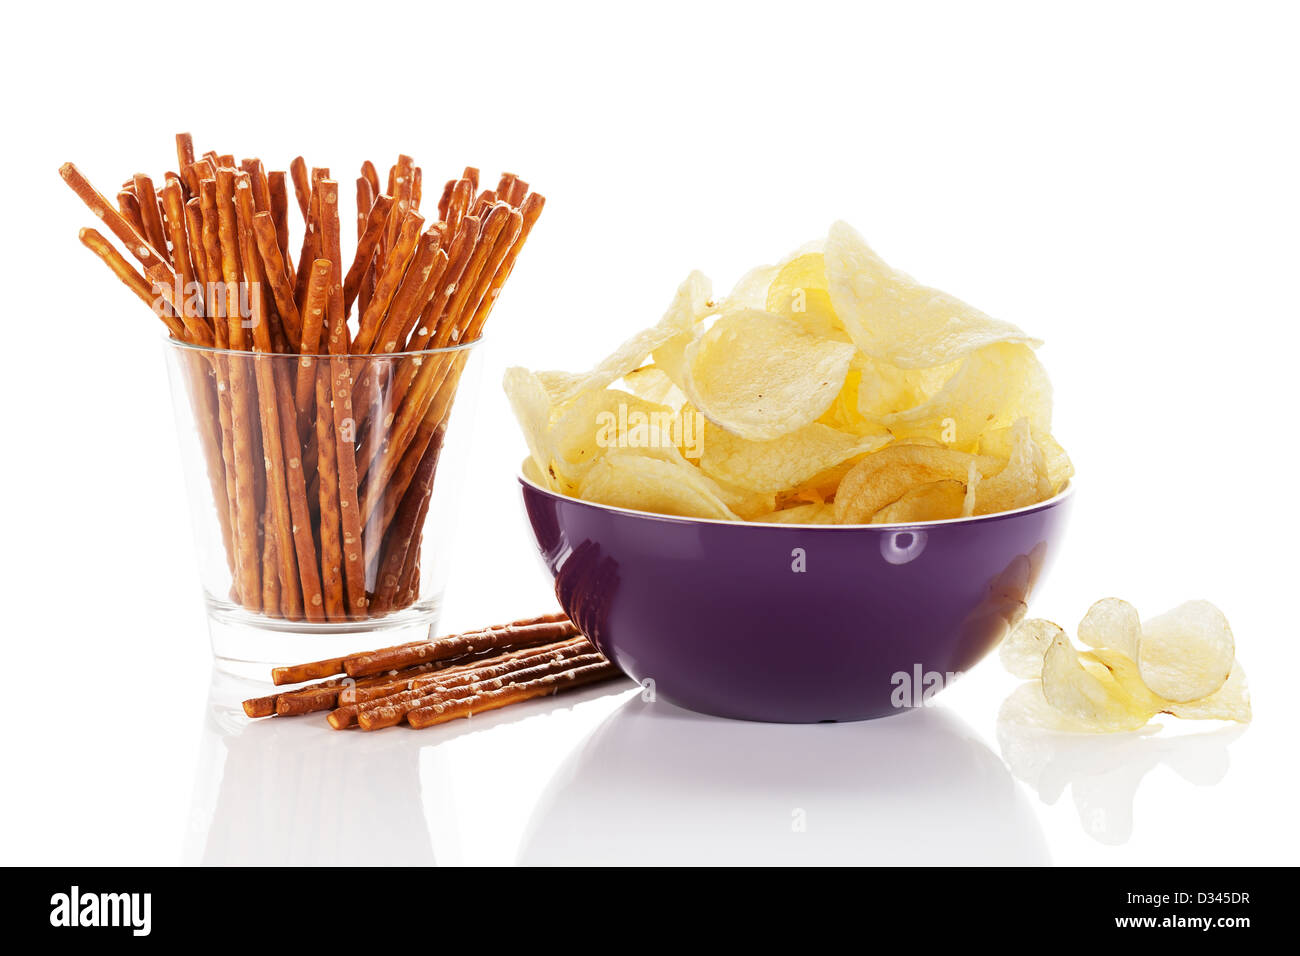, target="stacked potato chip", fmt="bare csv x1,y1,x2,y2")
1000,599,1251,732
507,221,1072,523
